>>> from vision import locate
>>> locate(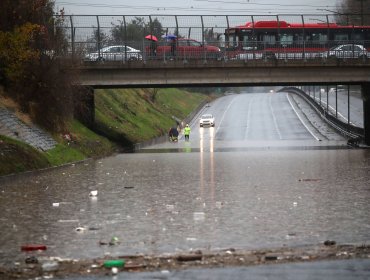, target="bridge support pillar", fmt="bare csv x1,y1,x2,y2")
362,83,370,146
